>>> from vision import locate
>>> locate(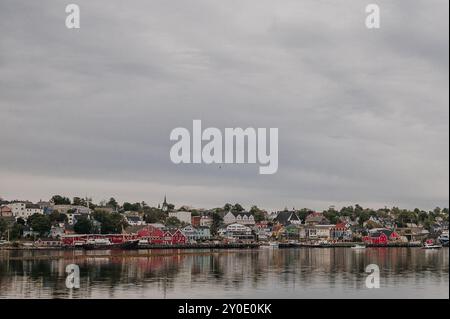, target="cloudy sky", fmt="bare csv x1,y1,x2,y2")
0,0,448,211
